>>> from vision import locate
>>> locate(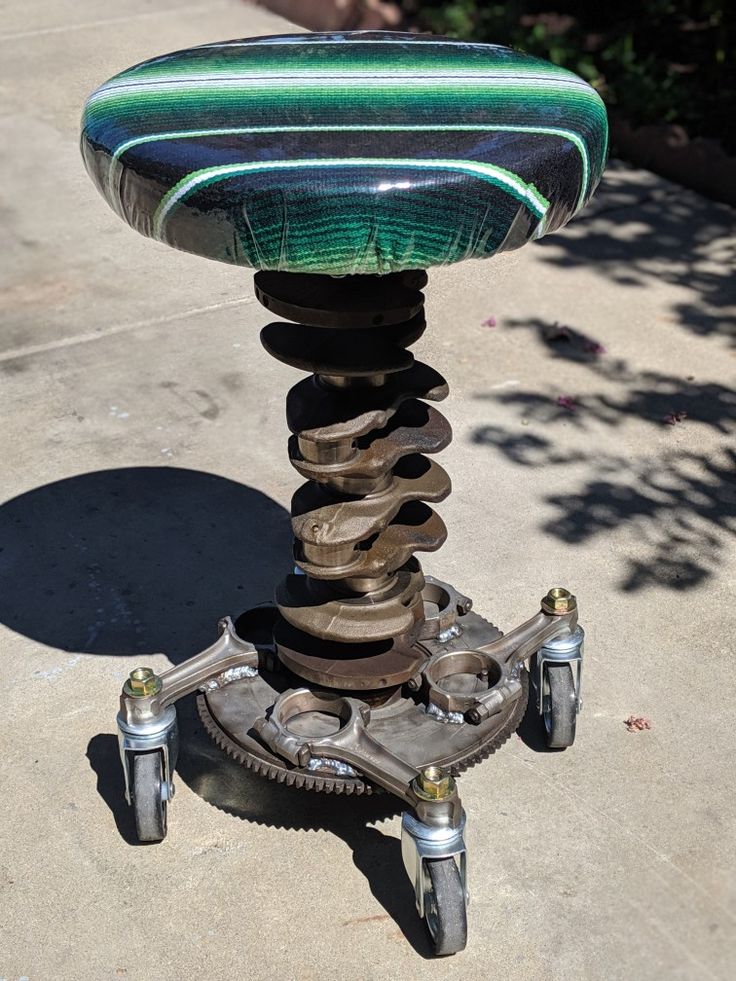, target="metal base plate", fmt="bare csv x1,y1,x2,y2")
198,609,529,795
